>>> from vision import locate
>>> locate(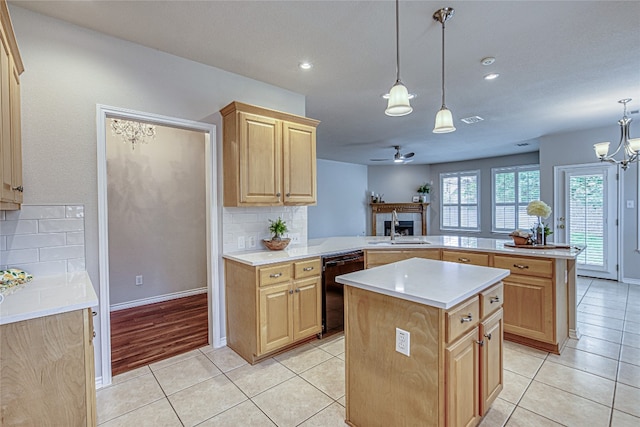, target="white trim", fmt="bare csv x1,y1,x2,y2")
439,170,481,232
621,276,640,285
96,104,219,388
491,164,540,233
109,287,207,312
95,376,102,390
636,164,640,252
